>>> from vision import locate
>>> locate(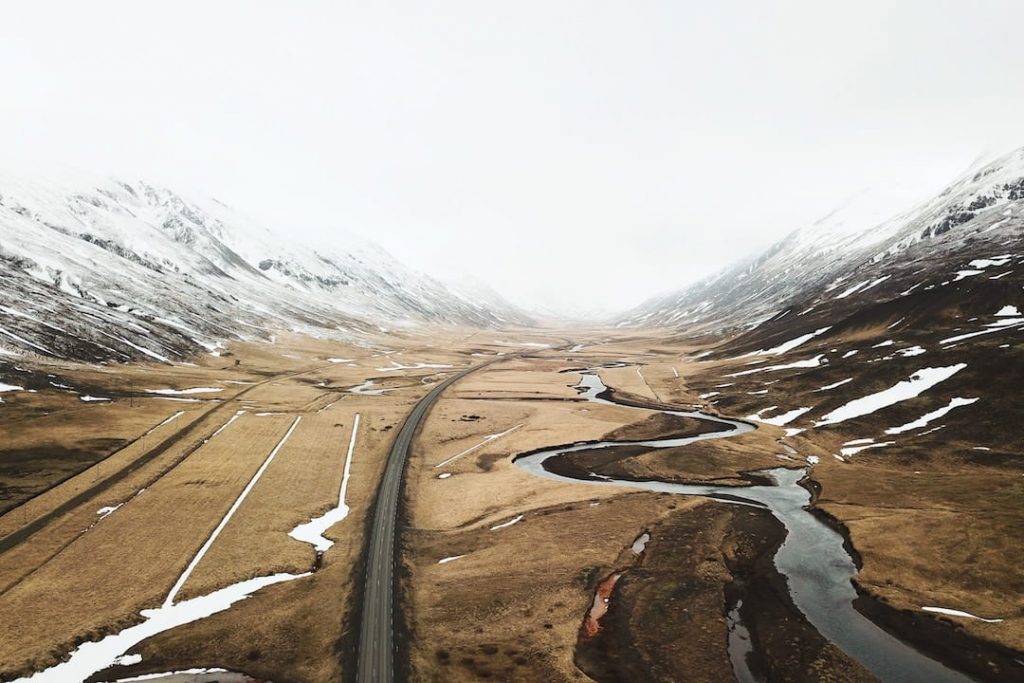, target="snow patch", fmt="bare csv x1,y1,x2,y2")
815,365,967,427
